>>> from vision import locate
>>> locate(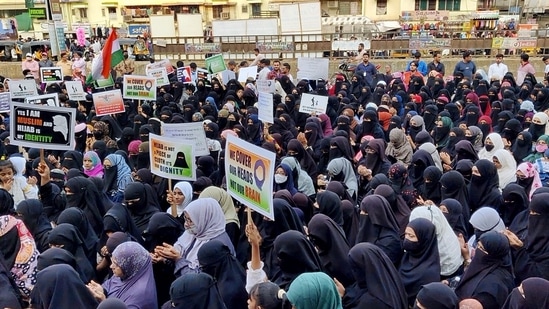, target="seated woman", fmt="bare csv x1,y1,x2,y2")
286,272,343,309
160,273,227,309
87,242,157,309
